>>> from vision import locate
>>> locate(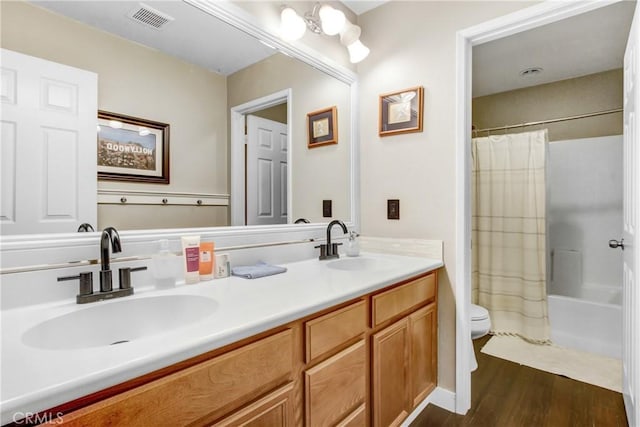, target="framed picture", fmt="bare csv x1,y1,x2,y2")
97,111,170,184
307,106,338,148
379,86,424,137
